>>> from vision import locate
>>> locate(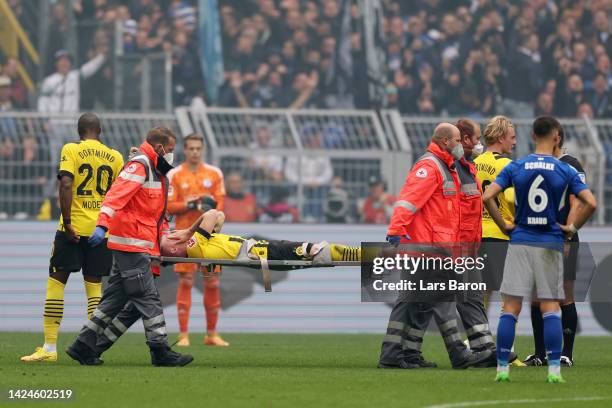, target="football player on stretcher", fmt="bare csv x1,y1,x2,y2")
160,209,362,266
